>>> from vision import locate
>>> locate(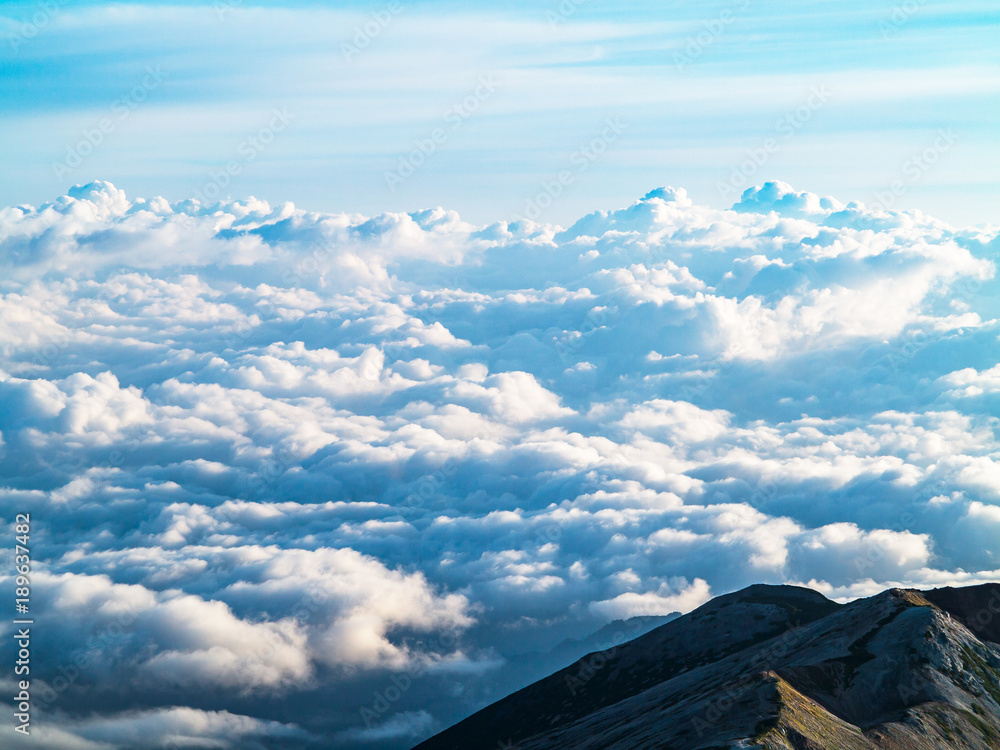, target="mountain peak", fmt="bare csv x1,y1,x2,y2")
714,582,835,604
414,582,1000,750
